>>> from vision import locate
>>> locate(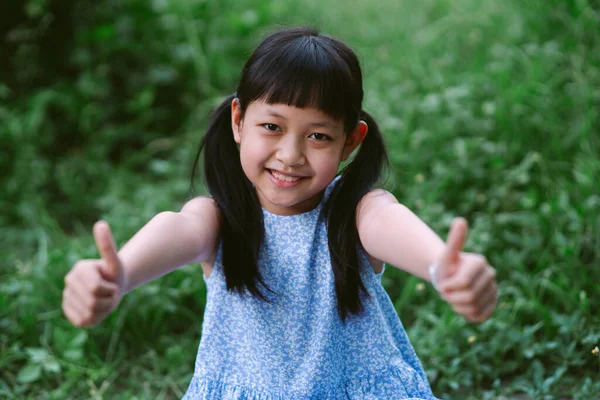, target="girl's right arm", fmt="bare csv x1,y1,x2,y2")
62,196,220,327
118,196,220,293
